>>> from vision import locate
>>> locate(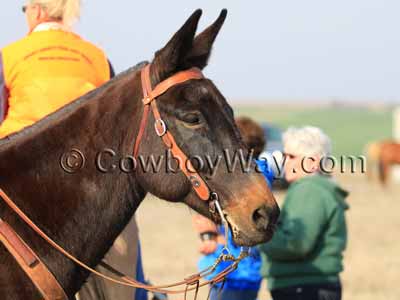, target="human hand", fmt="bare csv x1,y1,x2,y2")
198,234,226,255
192,214,218,233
